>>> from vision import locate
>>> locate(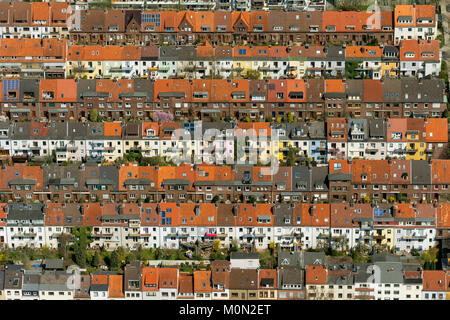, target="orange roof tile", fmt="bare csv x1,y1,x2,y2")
297,203,330,227
104,121,122,137
108,275,124,298
346,46,382,58
400,40,440,61
194,270,212,293
159,268,178,289
39,79,77,103
258,269,277,289
82,203,102,226
31,2,50,25
142,266,159,291
431,160,450,184
425,118,448,143
395,5,416,27
91,274,108,285
45,203,64,226
305,265,327,285
422,270,446,292
325,79,345,93
437,203,450,228
329,159,351,174
387,118,407,142
178,273,194,295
